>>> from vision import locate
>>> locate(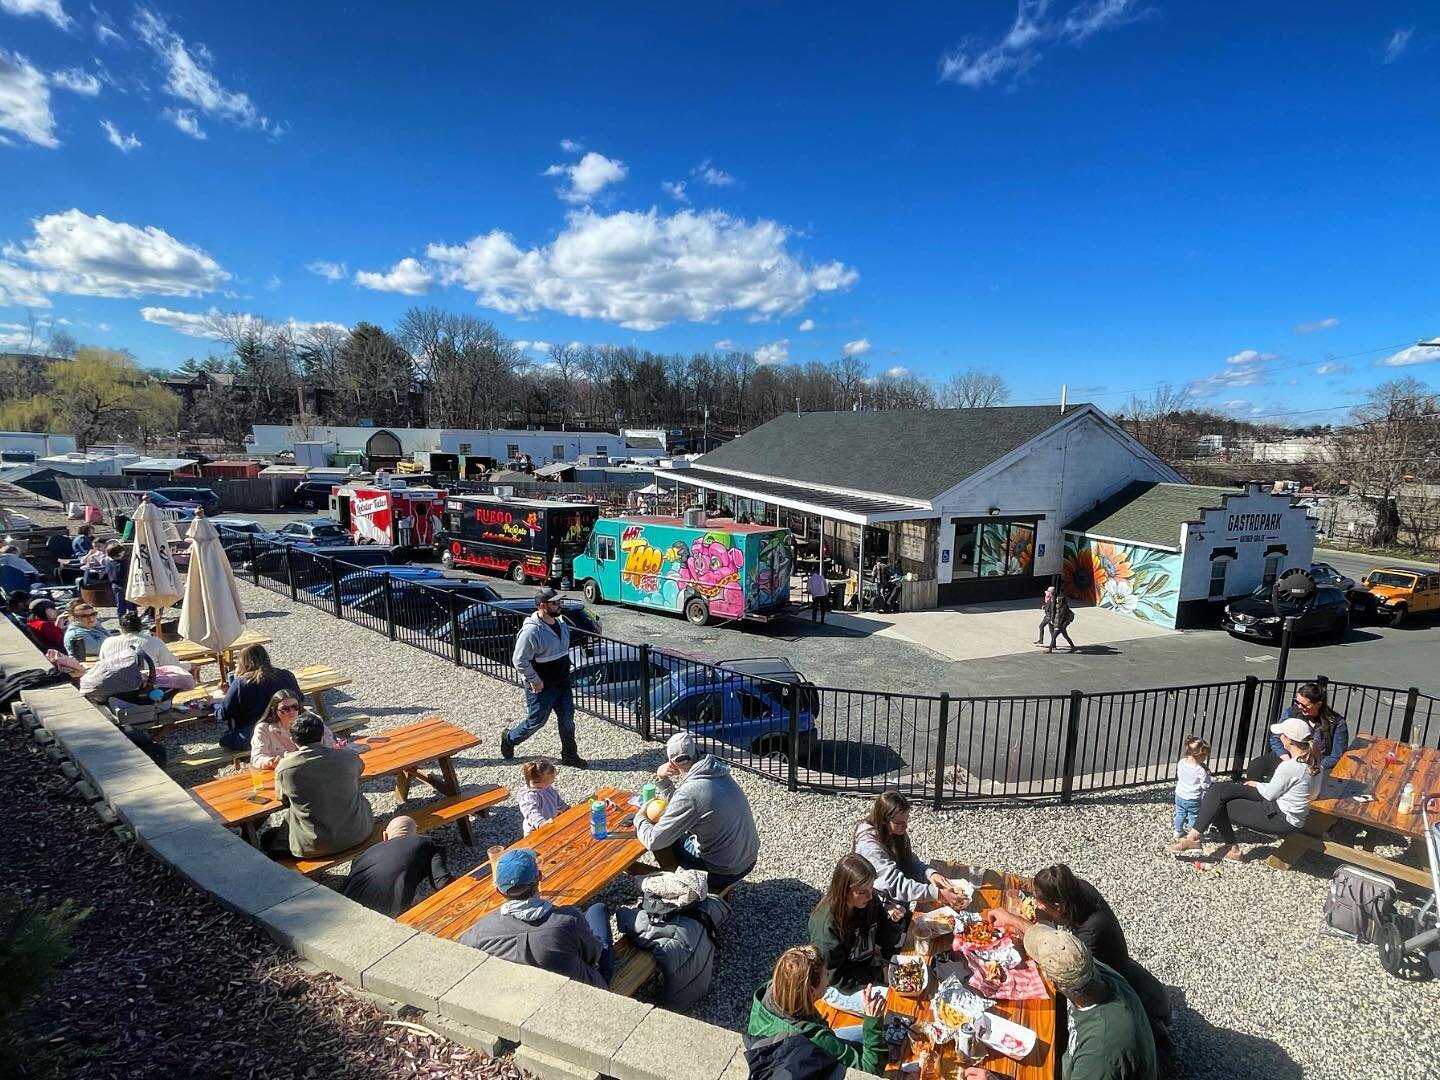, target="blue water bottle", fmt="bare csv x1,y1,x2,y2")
590,800,608,839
